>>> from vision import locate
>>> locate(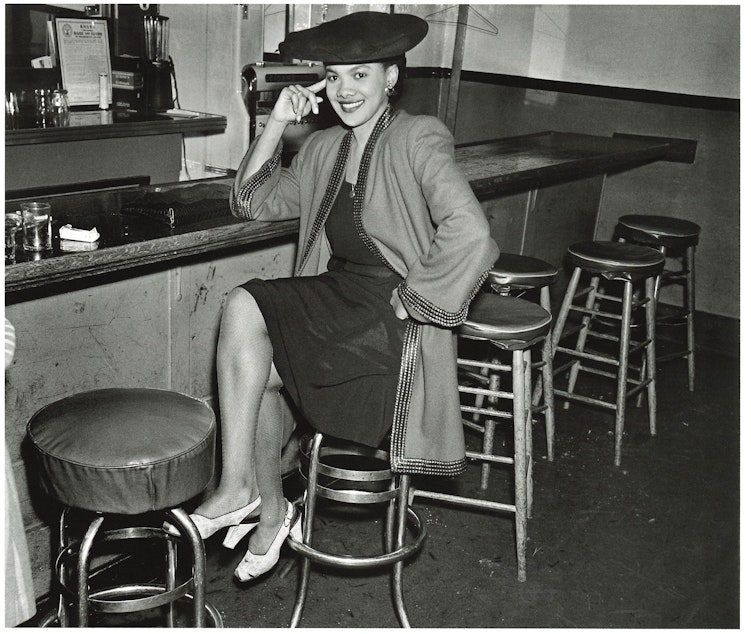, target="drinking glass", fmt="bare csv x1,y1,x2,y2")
5,213,22,263
6,91,19,129
50,89,70,126
21,202,52,251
